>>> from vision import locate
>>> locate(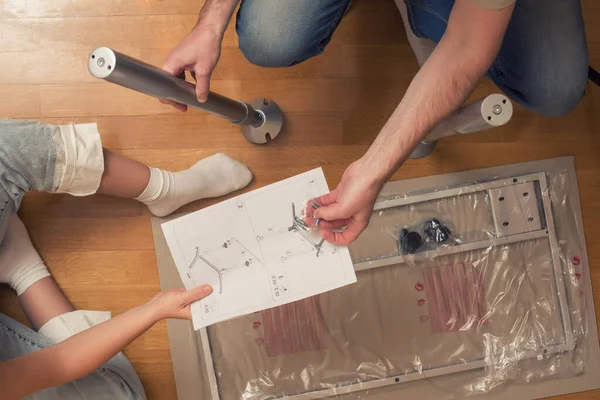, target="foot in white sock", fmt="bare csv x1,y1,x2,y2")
0,215,51,295
136,153,253,217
